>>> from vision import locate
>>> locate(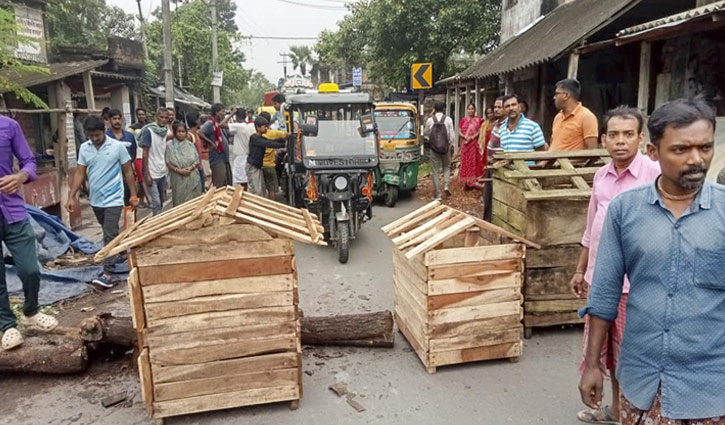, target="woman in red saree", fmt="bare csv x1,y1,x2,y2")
459,103,484,189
